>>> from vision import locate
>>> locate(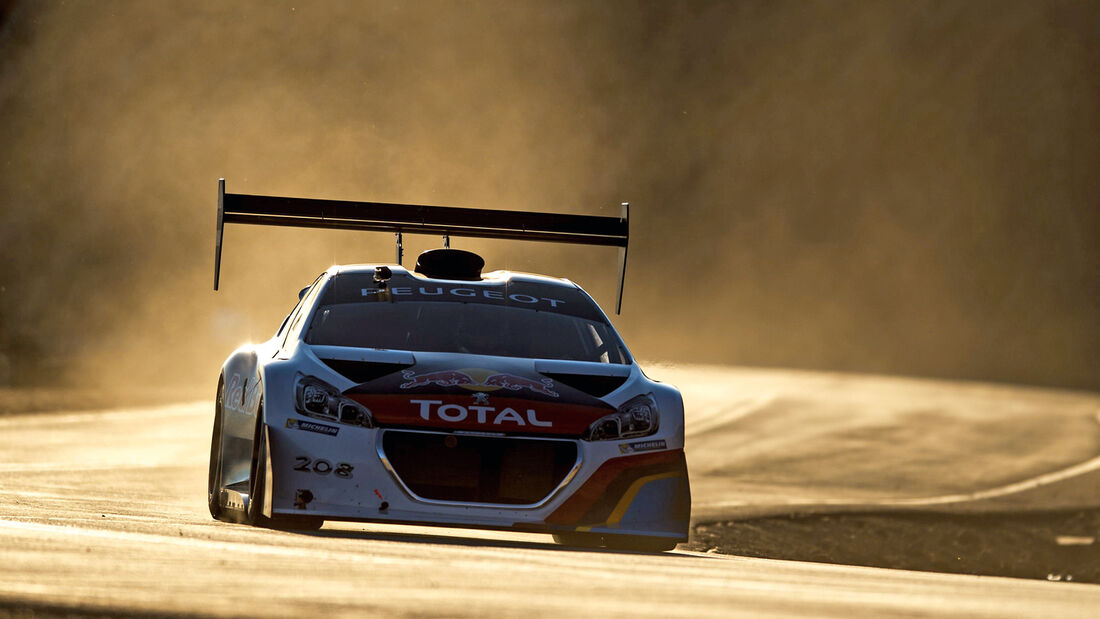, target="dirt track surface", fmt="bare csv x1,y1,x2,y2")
691,509,1100,584
657,365,1100,520
2,366,1099,617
